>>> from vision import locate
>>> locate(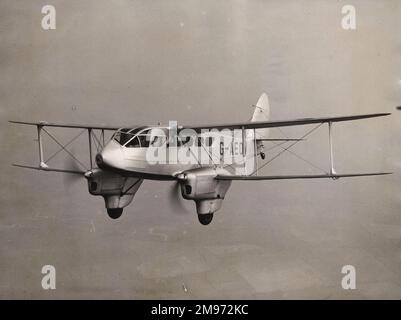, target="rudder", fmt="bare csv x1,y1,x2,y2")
251,93,270,159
